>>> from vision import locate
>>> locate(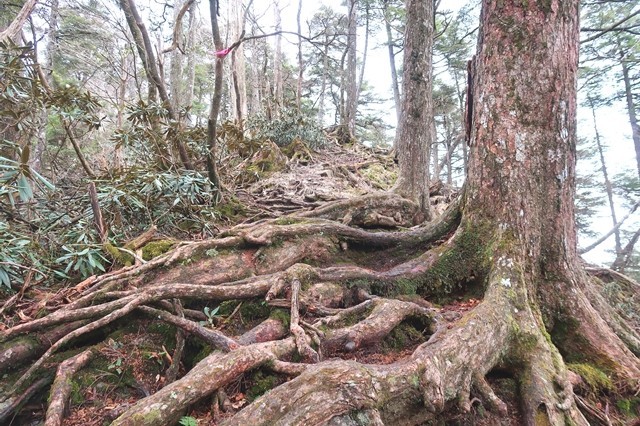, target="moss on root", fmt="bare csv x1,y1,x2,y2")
420,222,492,300
218,299,271,322
213,197,247,220
615,397,640,417
269,309,290,328
246,369,280,401
549,316,621,376
141,240,175,261
104,242,134,267
382,322,426,351
346,278,419,298
567,363,613,393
